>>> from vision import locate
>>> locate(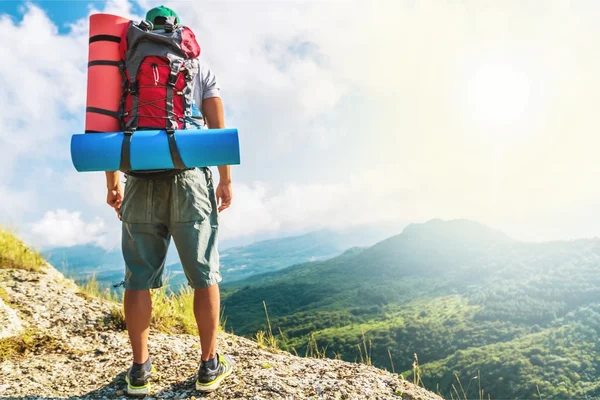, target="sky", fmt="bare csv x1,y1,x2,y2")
1,0,600,250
